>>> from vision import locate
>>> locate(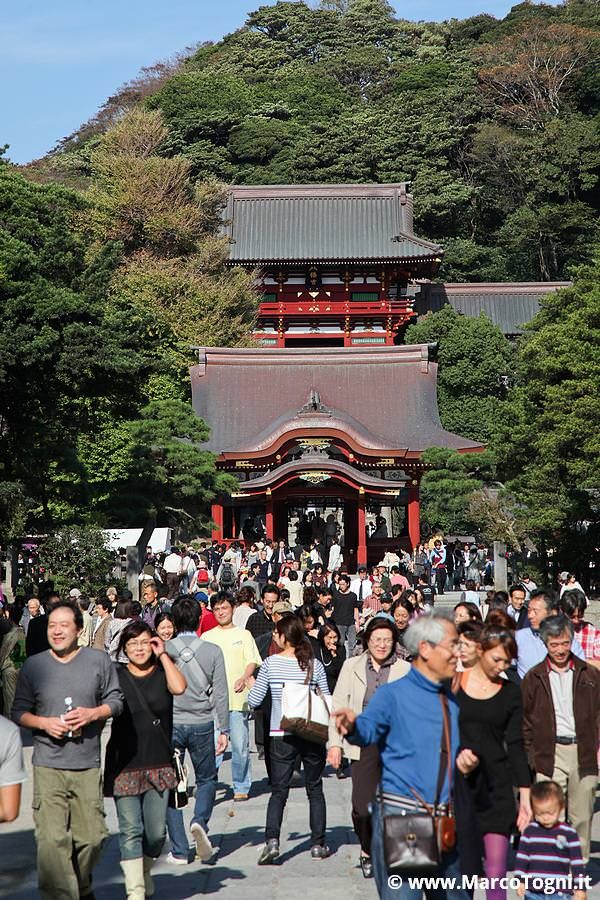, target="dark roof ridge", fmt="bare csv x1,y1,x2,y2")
192,343,435,365
228,182,410,199
439,281,572,293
